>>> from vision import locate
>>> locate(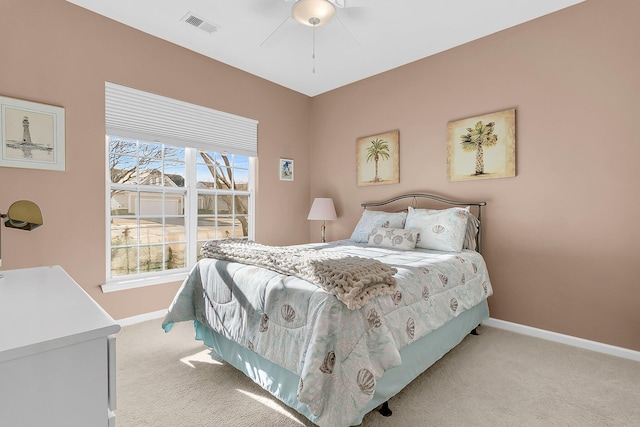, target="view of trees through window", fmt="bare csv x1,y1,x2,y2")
108,136,251,278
